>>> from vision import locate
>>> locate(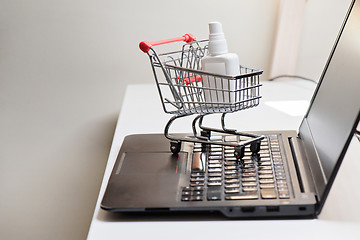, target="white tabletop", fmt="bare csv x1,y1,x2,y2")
87,80,360,240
